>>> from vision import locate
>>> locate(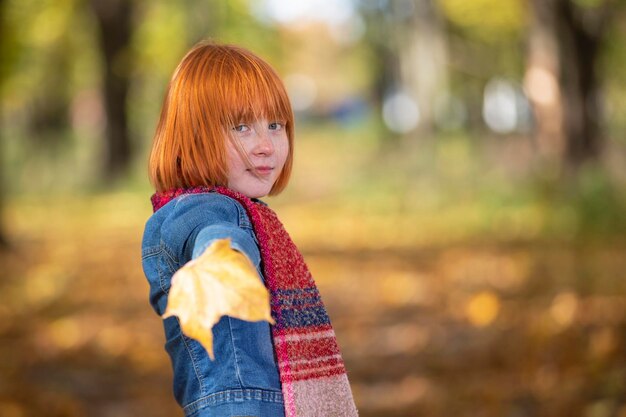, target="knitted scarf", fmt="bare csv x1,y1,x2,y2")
151,186,358,417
